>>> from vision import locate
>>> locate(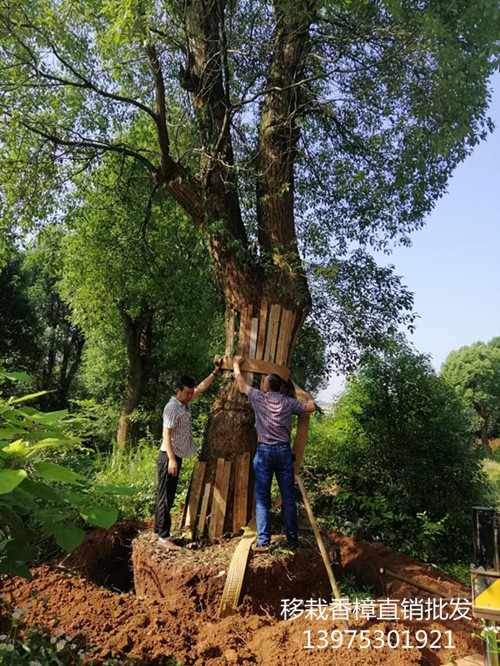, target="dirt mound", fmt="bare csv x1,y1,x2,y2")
133,530,332,616
64,518,145,591
0,521,483,665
